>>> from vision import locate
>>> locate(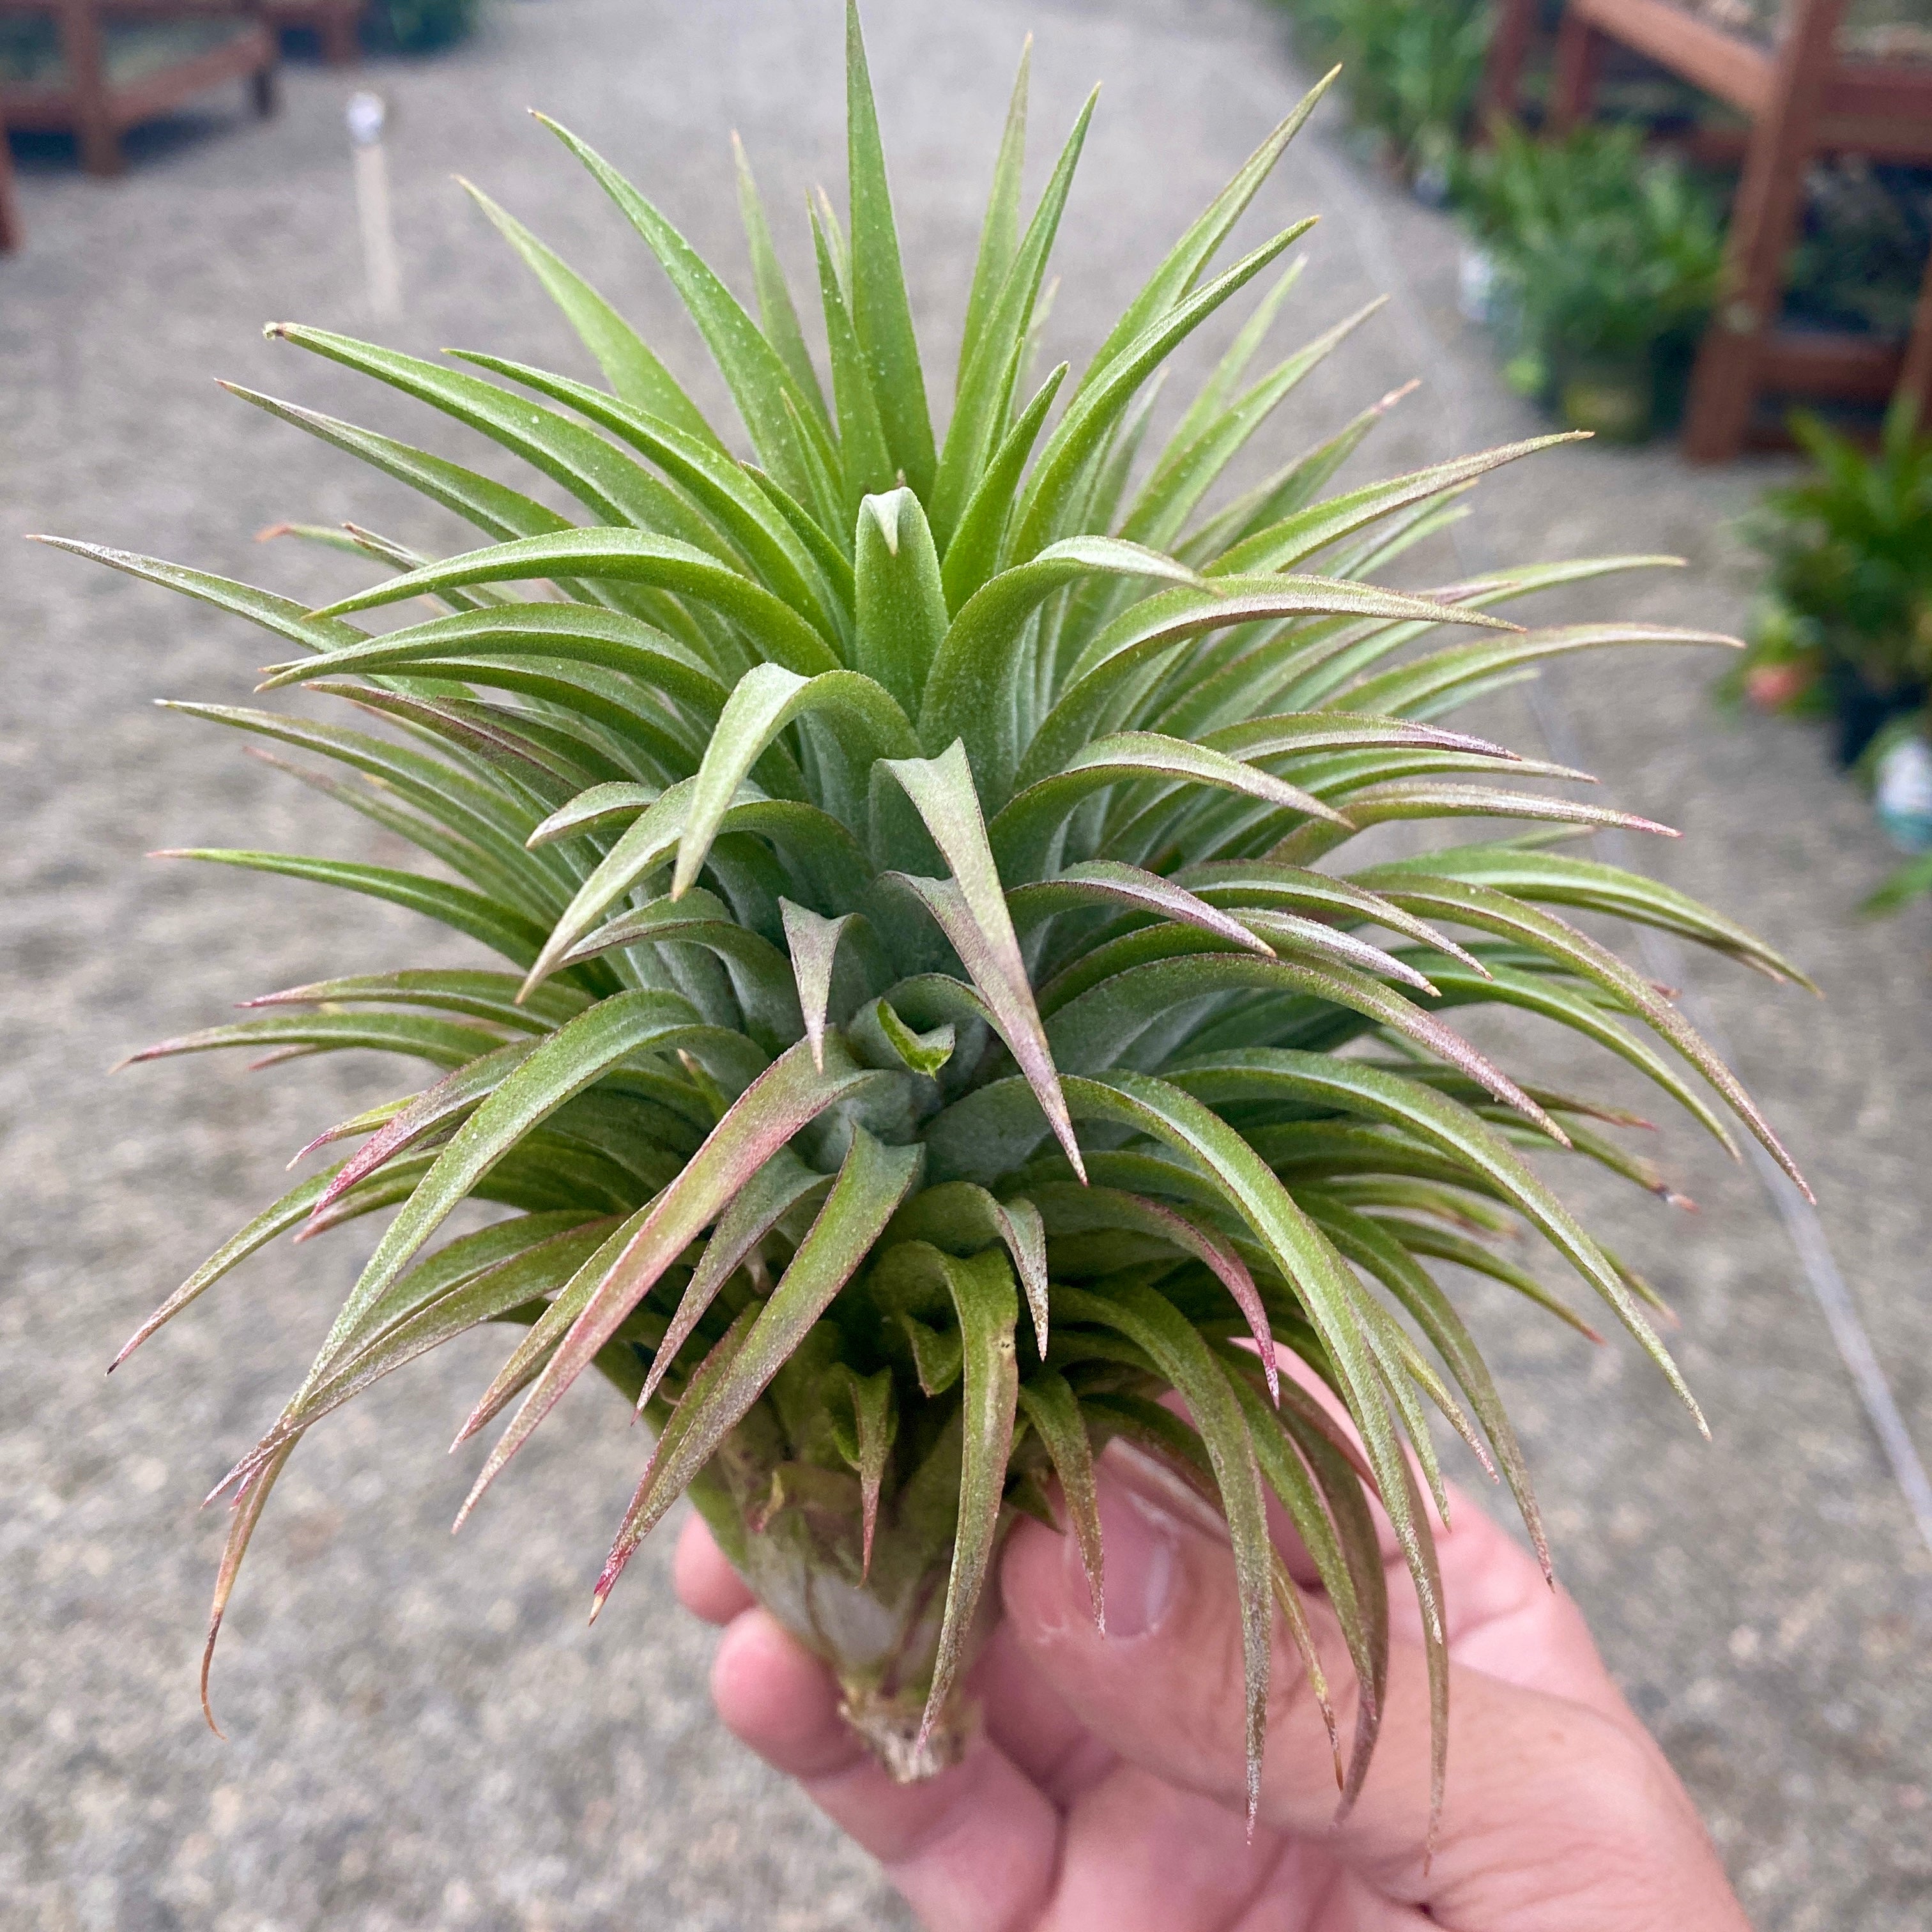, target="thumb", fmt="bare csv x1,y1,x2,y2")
1000,1455,1749,1929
